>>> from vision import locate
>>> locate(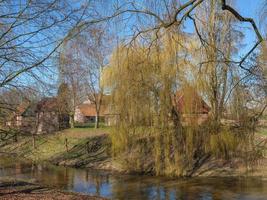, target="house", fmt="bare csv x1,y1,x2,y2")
5,101,36,132
173,88,210,125
74,89,210,126
59,87,210,127
74,100,107,123
74,96,119,126
16,101,37,133
7,97,69,134
35,97,69,134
